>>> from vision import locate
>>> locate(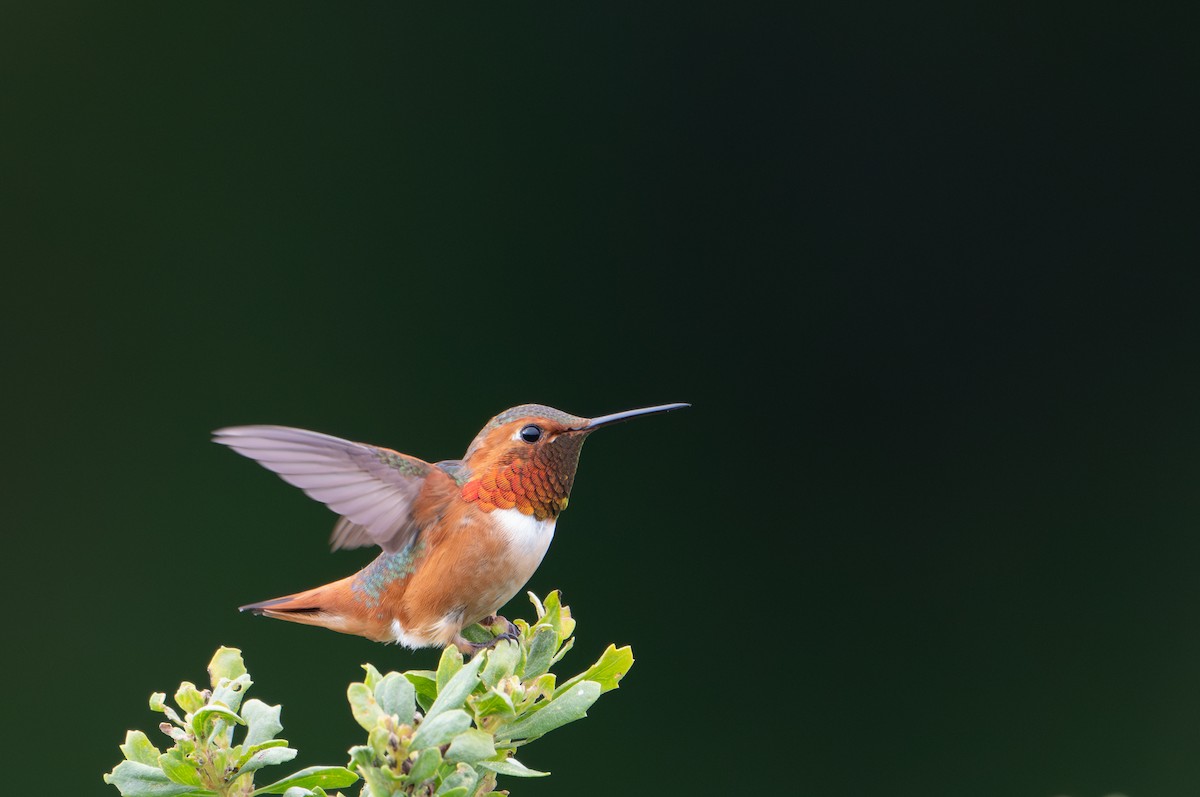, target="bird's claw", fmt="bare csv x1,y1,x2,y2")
481,614,520,644
457,615,520,655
